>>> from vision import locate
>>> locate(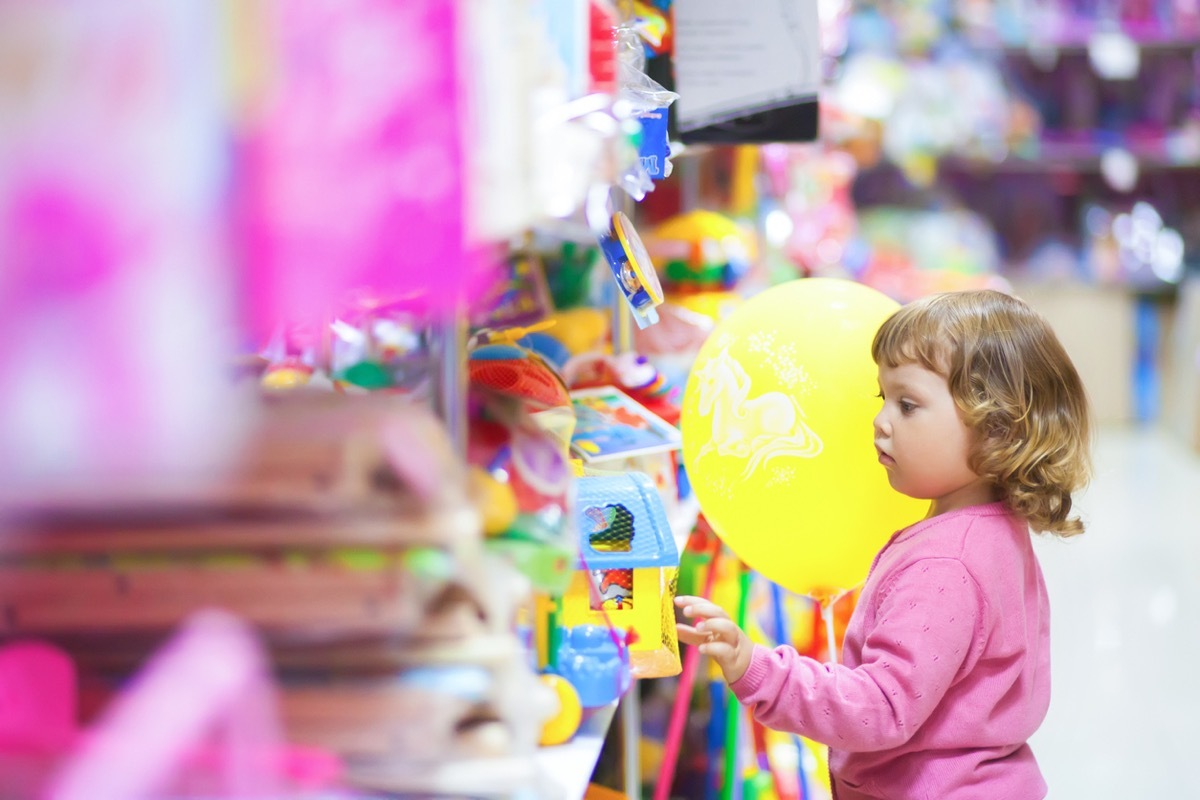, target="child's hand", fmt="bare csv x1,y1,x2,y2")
675,595,753,684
